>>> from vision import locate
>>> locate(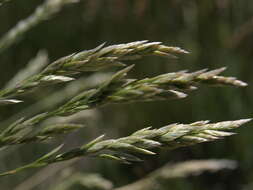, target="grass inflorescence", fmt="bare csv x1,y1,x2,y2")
0,119,250,176
0,41,187,100
0,40,250,179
